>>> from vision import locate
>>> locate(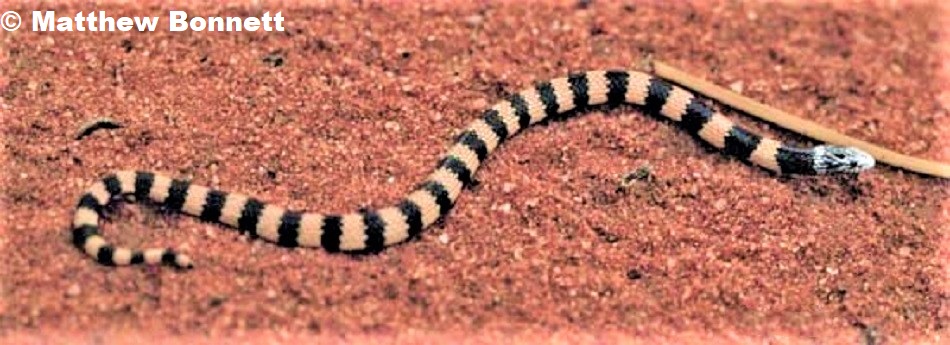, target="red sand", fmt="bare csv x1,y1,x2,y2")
1,1,948,343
